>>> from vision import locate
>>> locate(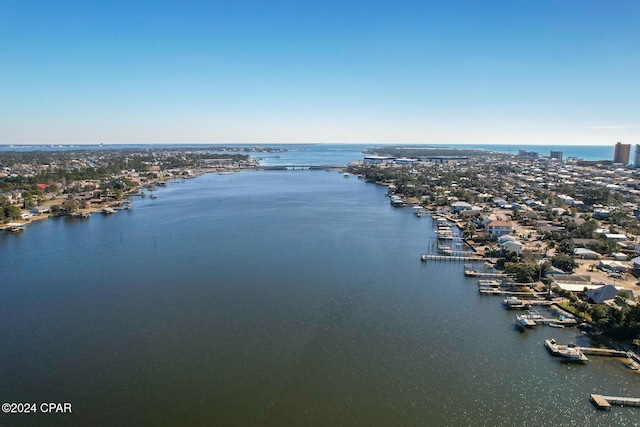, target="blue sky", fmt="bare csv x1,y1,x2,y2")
1,1,639,145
